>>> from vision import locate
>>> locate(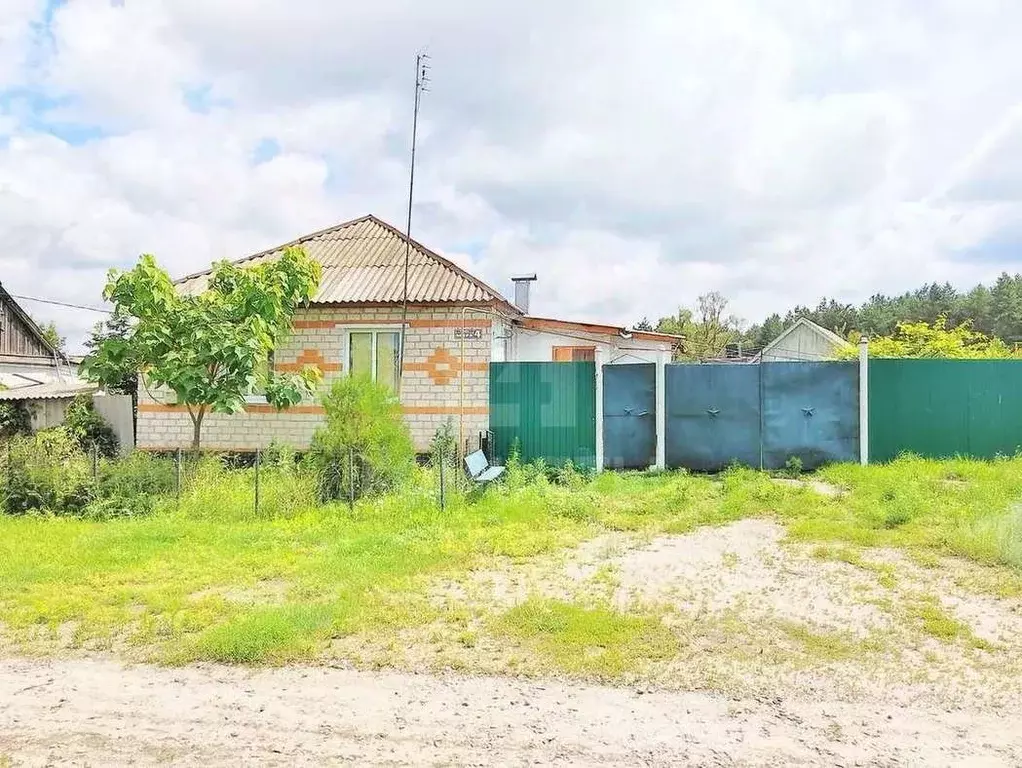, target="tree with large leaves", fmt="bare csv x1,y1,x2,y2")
81,247,322,451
